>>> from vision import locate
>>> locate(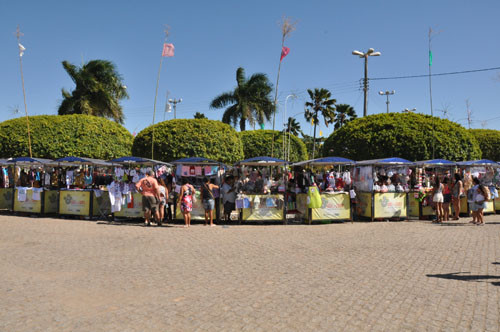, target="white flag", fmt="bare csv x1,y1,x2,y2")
18,43,25,57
